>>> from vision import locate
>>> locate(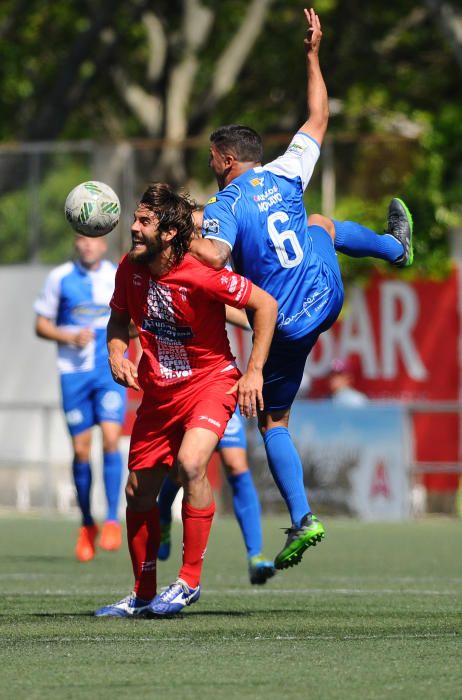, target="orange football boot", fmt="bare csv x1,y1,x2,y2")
75,524,99,562
99,521,122,551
